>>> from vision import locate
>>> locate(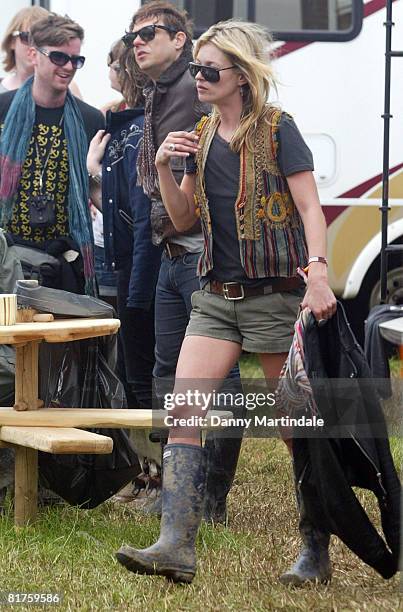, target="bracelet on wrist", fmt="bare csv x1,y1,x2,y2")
299,256,328,278
308,256,328,266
